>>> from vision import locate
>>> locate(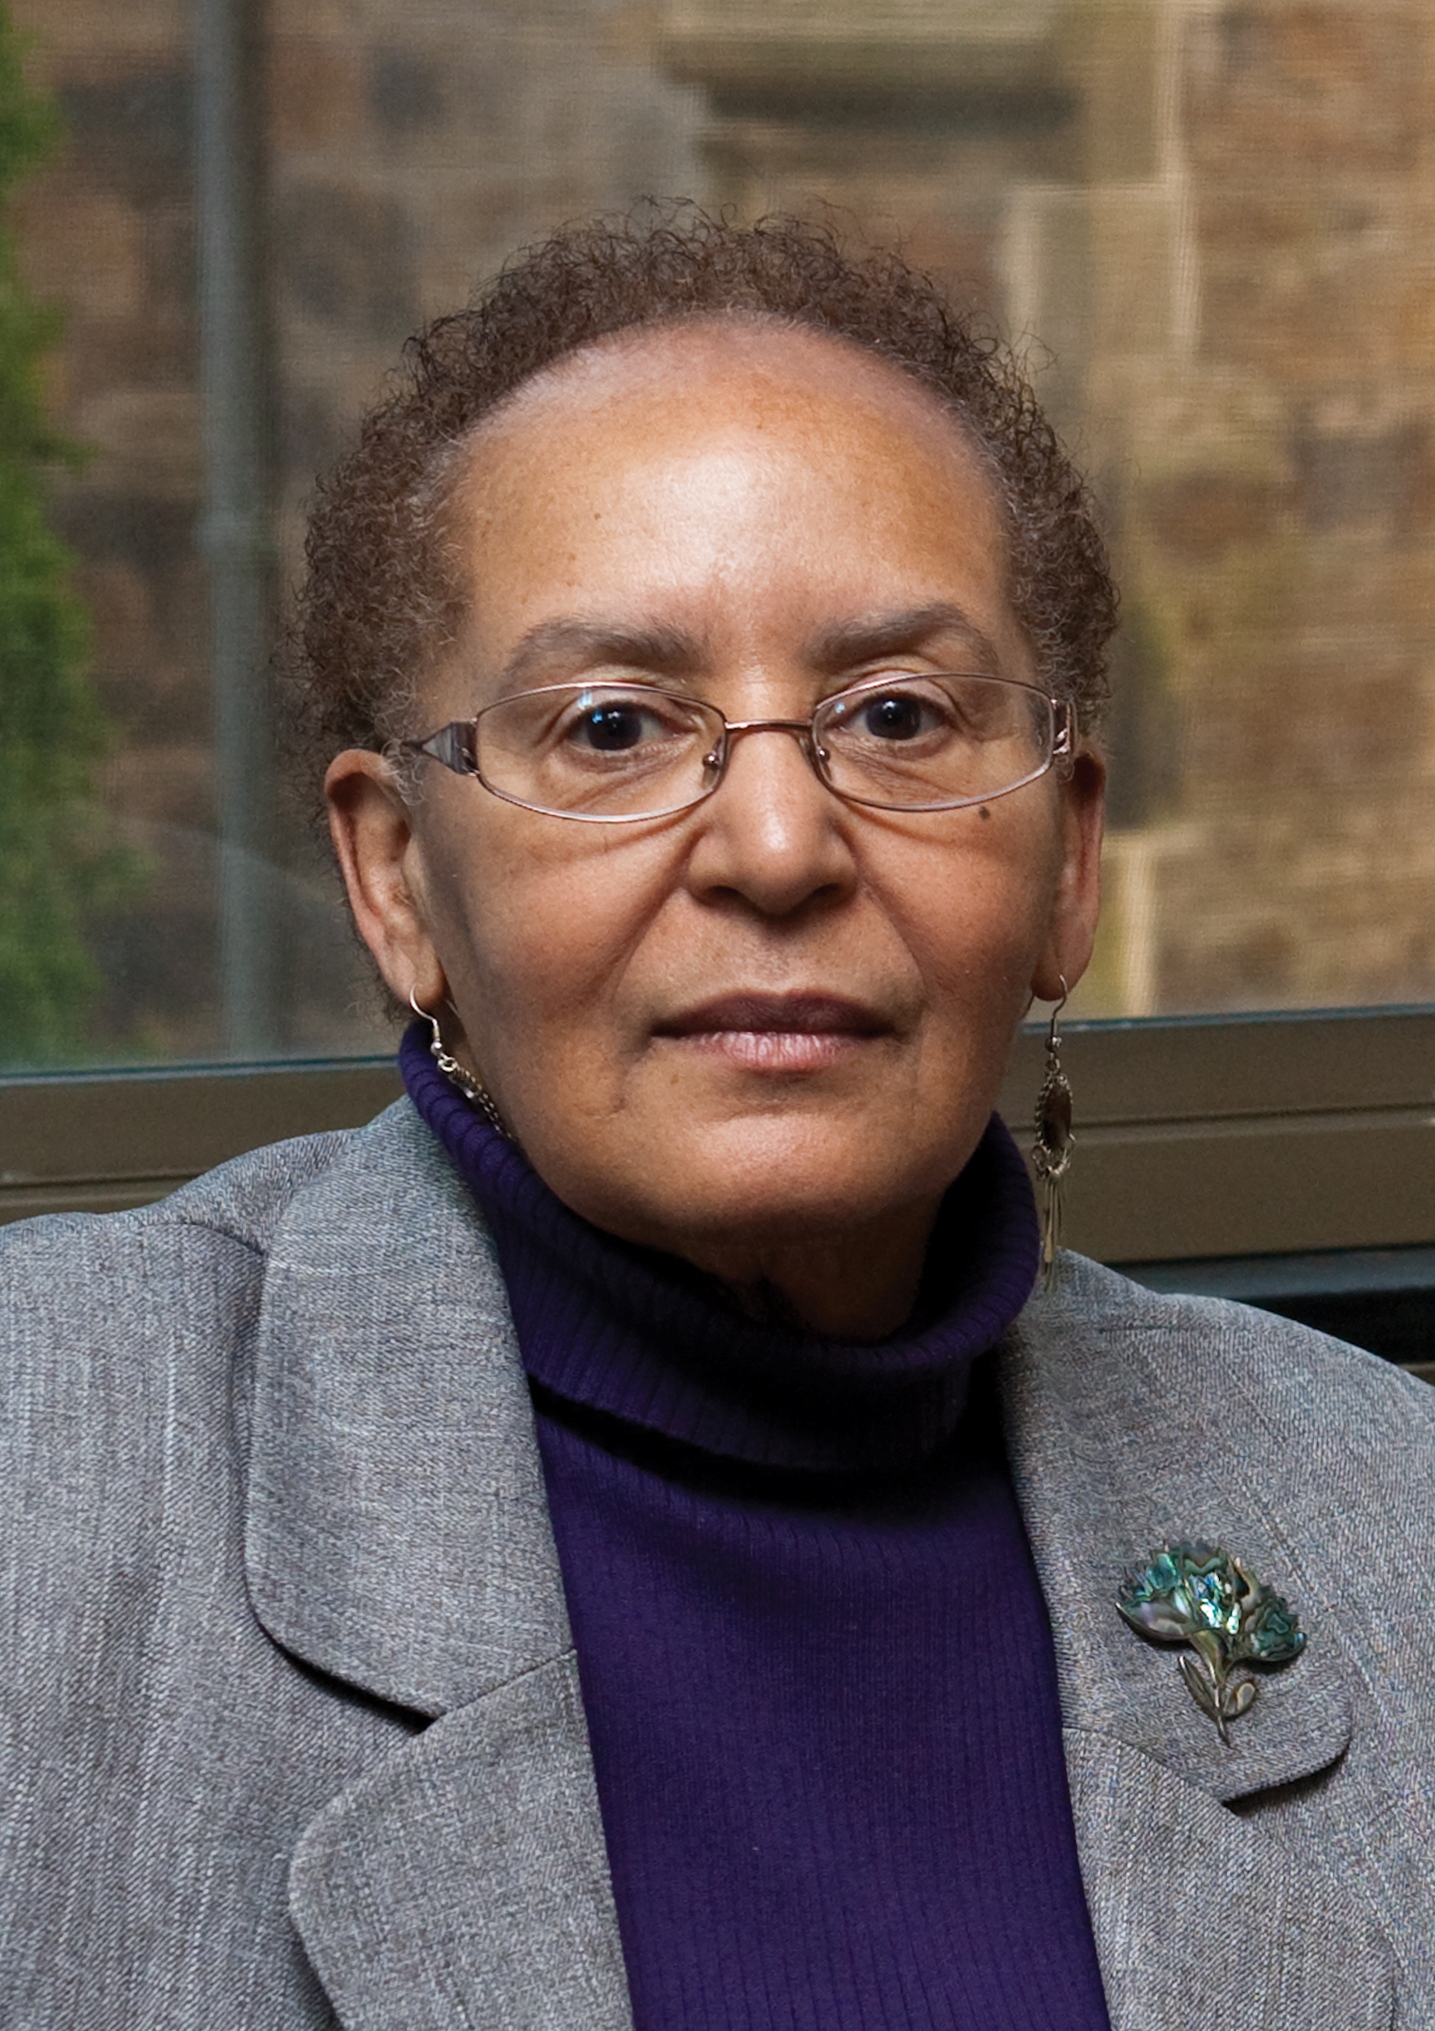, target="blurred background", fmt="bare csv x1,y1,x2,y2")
3,0,1433,1069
